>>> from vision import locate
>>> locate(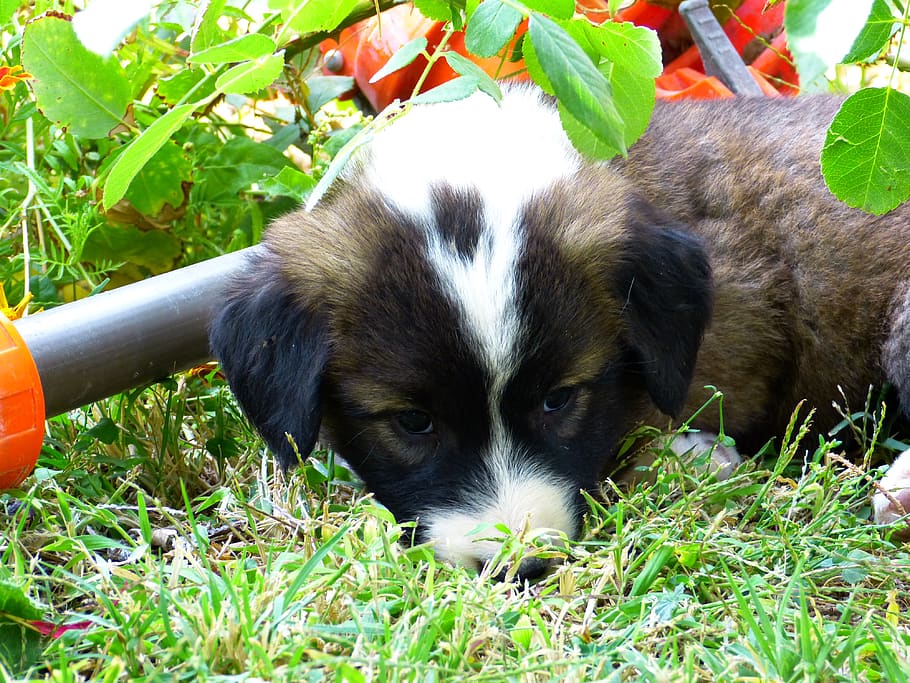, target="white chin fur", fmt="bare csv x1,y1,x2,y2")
422,467,575,569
